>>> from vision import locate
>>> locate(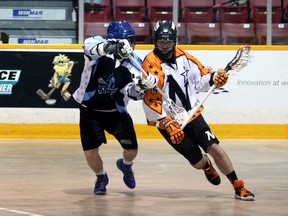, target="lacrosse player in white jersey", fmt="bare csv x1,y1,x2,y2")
73,20,157,195
141,20,254,201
